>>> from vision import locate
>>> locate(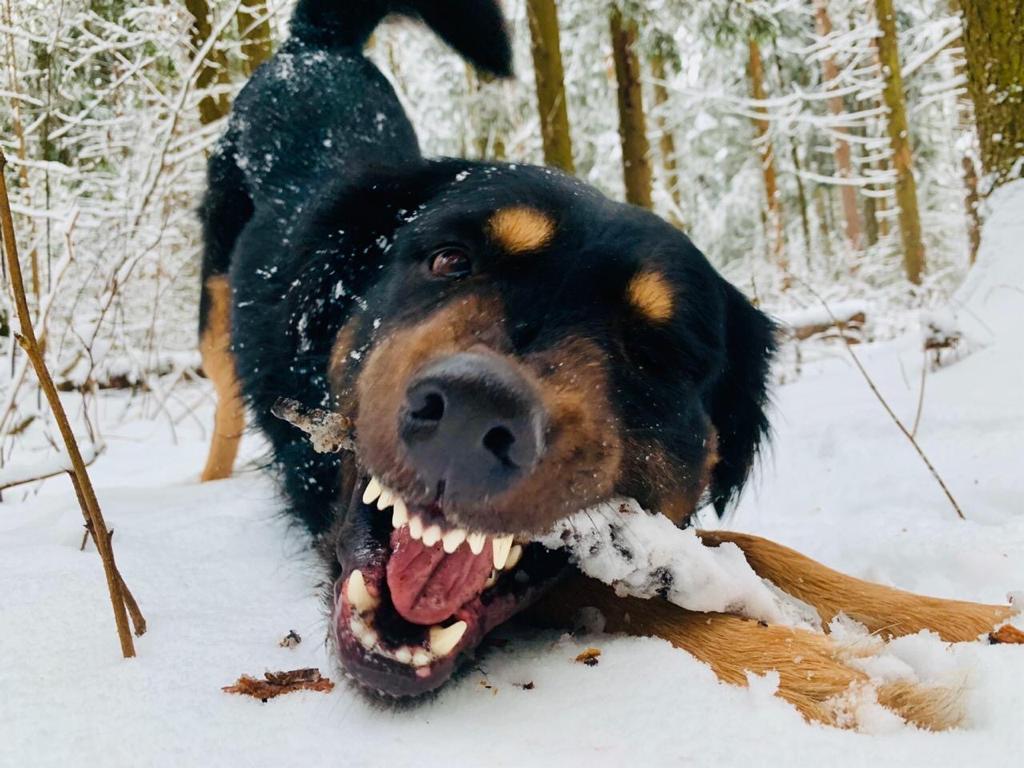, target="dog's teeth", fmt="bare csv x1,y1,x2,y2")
395,646,413,665
422,524,442,547
506,544,523,569
429,621,467,657
346,569,378,614
492,534,514,569
412,649,432,667
484,570,498,588
409,515,423,540
376,487,395,511
441,528,467,554
357,626,378,650
392,498,409,527
362,477,382,505
467,532,486,555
